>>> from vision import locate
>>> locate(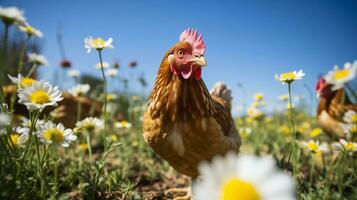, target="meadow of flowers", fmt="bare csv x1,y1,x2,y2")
0,5,356,200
